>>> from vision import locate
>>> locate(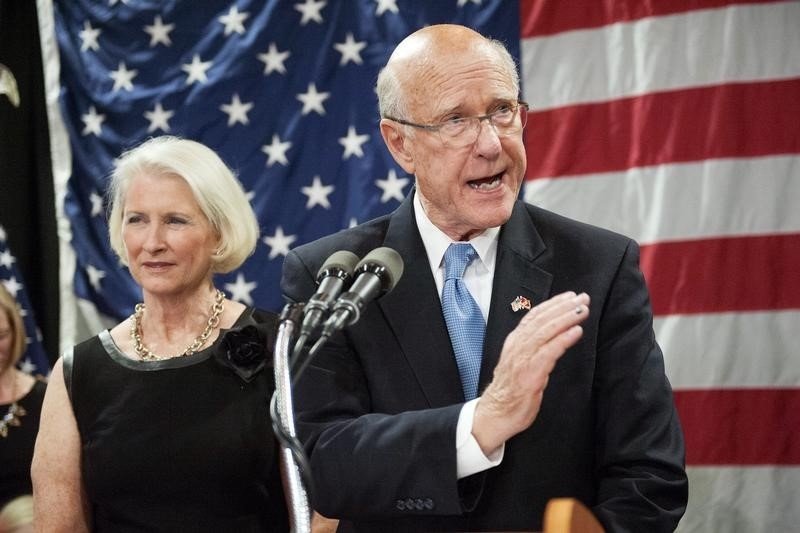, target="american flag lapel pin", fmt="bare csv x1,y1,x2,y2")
510,295,532,312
